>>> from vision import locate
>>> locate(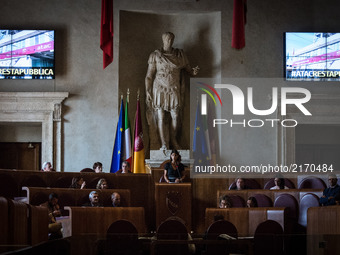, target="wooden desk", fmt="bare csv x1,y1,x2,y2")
155,183,192,231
